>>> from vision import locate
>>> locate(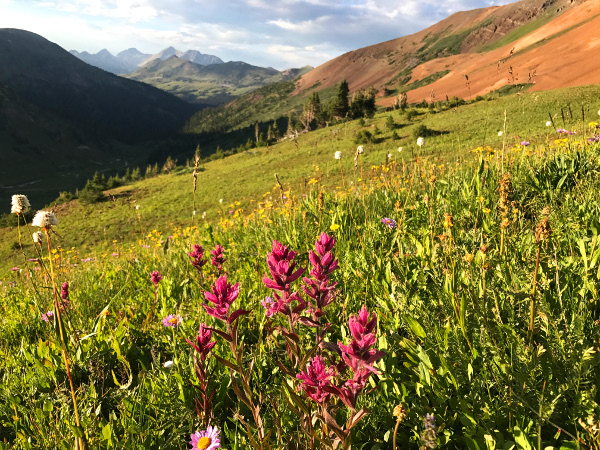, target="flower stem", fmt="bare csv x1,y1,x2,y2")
45,230,83,436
